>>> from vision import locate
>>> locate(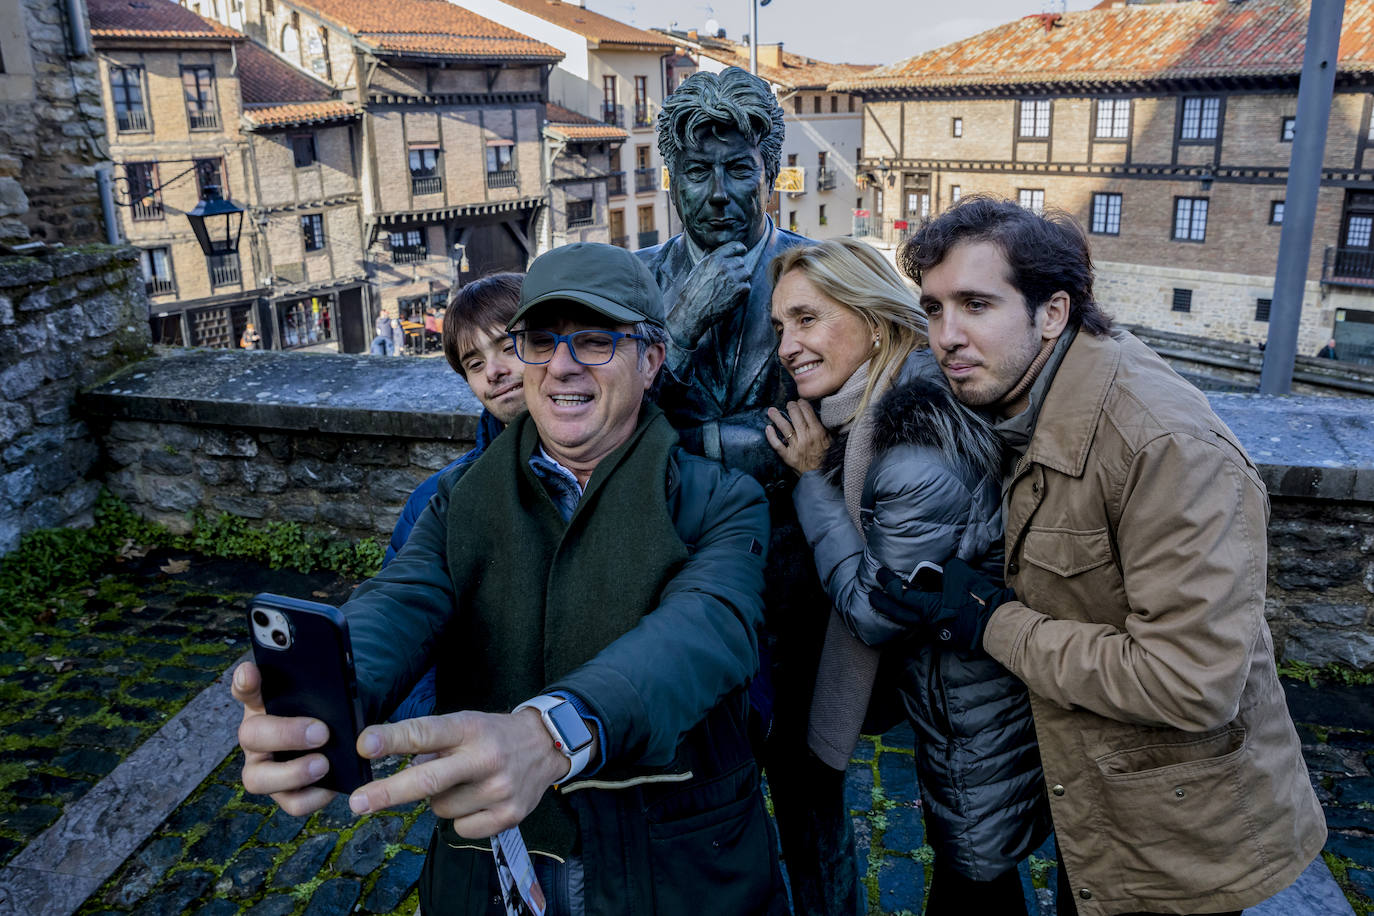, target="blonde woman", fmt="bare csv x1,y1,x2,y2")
766,238,1047,913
